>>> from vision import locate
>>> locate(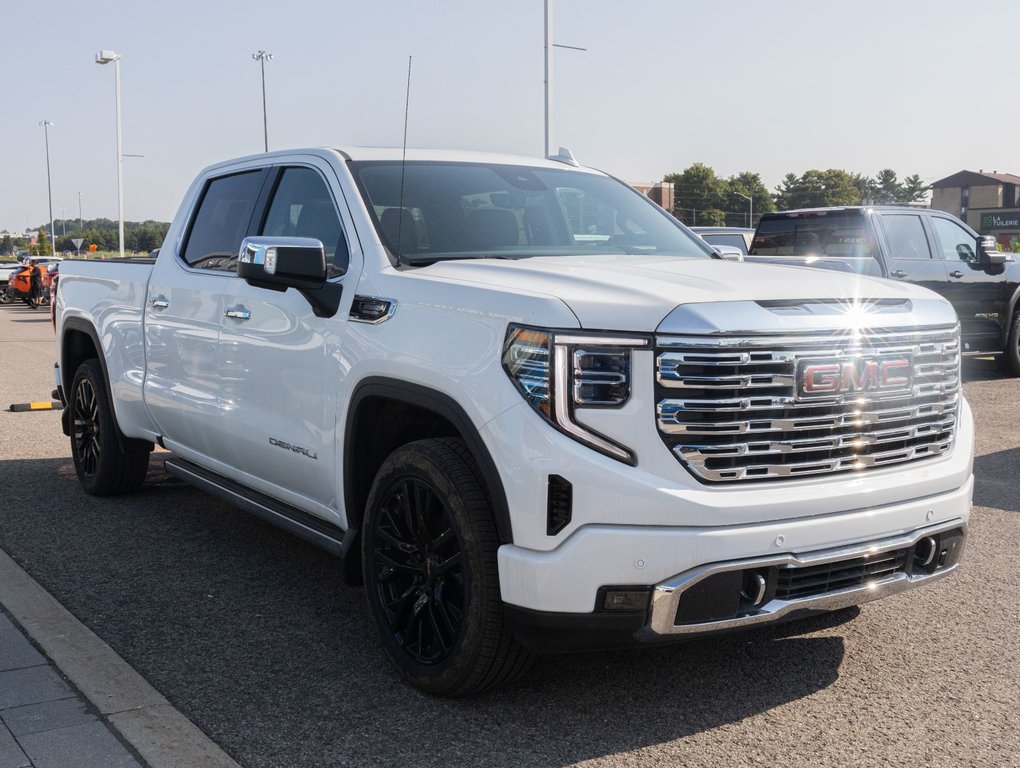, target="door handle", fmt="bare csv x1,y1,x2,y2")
149,296,169,310
949,270,964,278
224,307,252,320
890,269,906,278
